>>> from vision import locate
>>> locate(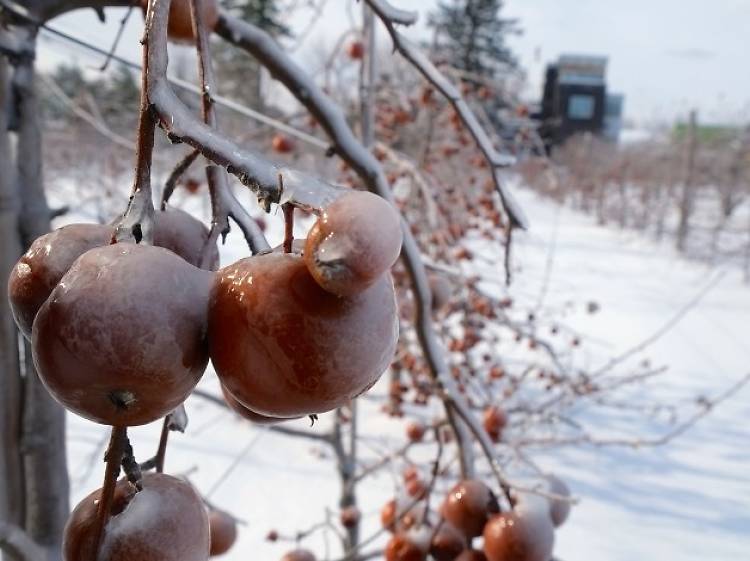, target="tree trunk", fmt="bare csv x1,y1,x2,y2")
0,55,26,561
14,56,69,560
676,110,698,252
